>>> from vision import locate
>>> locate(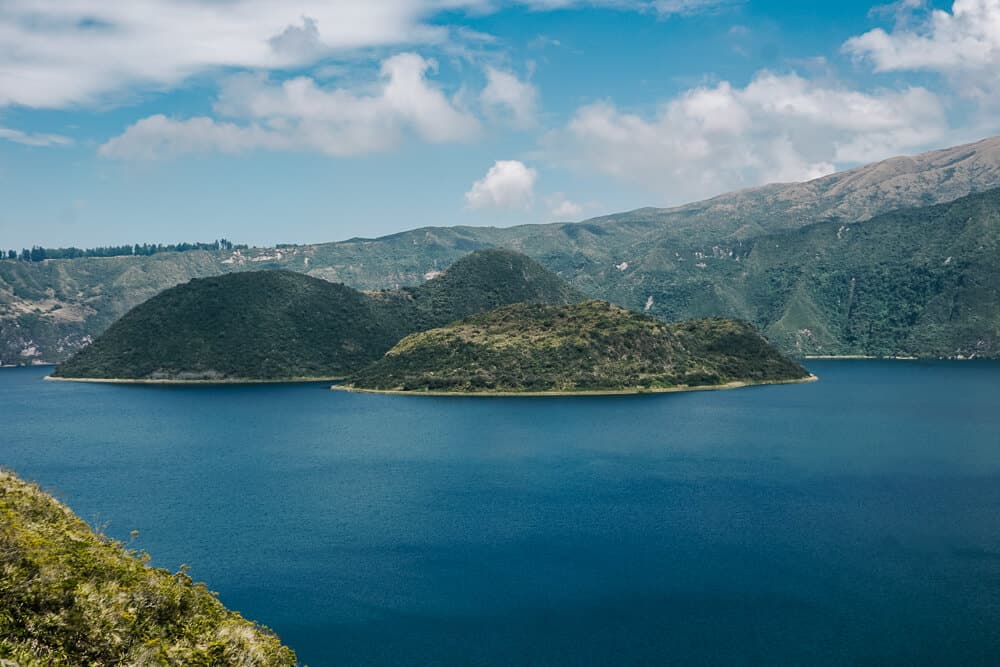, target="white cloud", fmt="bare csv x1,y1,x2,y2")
0,127,73,147
545,71,948,202
465,160,538,209
519,0,736,15
0,1,456,109
649,0,738,15
481,67,538,128
546,193,585,218
0,0,737,110
98,116,281,160
844,0,1000,100
100,53,479,159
